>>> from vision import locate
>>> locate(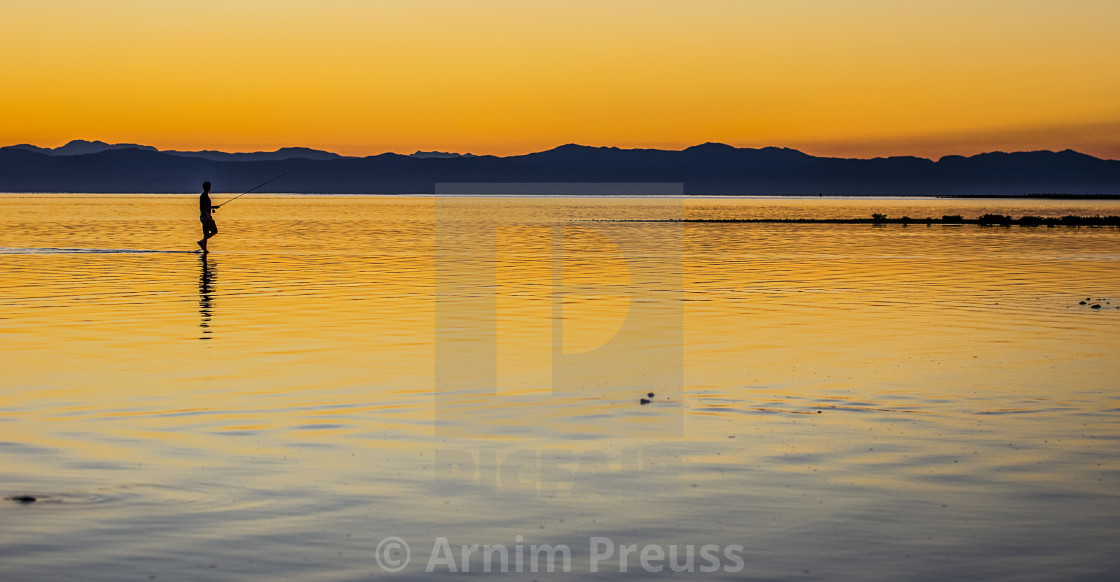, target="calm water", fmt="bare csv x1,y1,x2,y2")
1,195,1118,581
